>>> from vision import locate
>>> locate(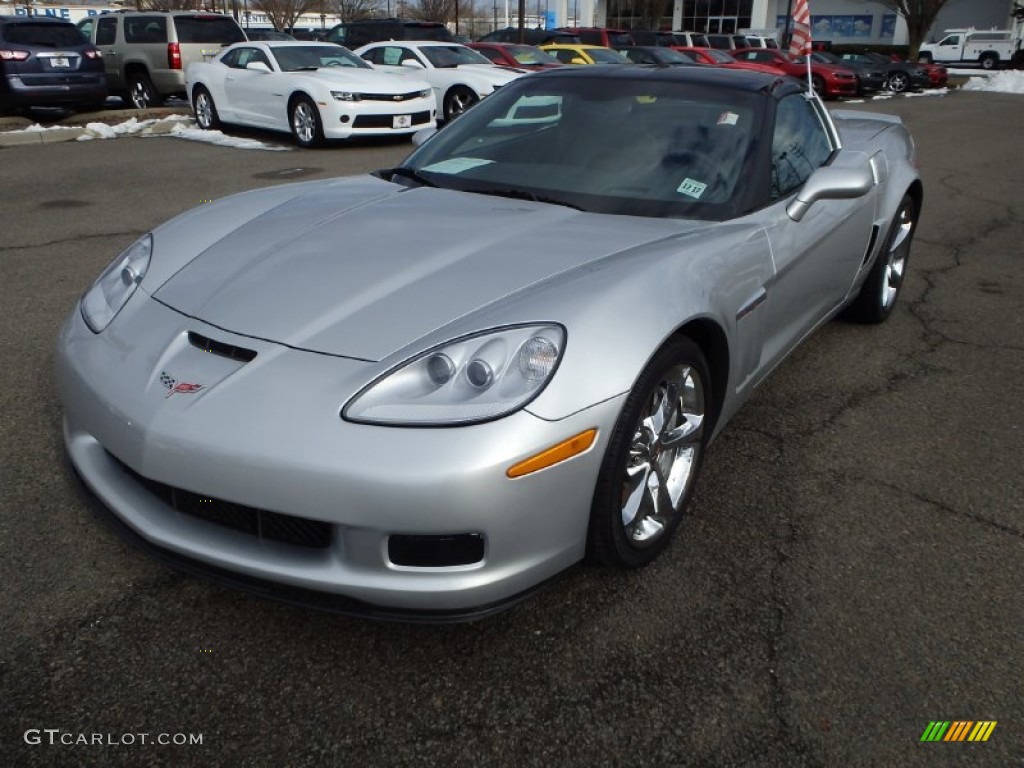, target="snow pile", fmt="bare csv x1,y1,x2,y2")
77,115,192,140
165,123,290,151
902,87,950,98
961,70,1024,94
7,123,76,133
